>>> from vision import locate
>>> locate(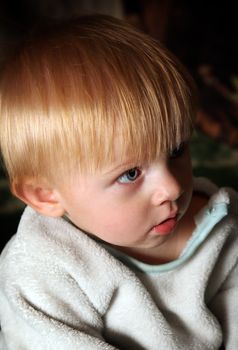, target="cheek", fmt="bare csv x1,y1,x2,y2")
102,206,136,228
96,200,145,236
69,198,124,233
